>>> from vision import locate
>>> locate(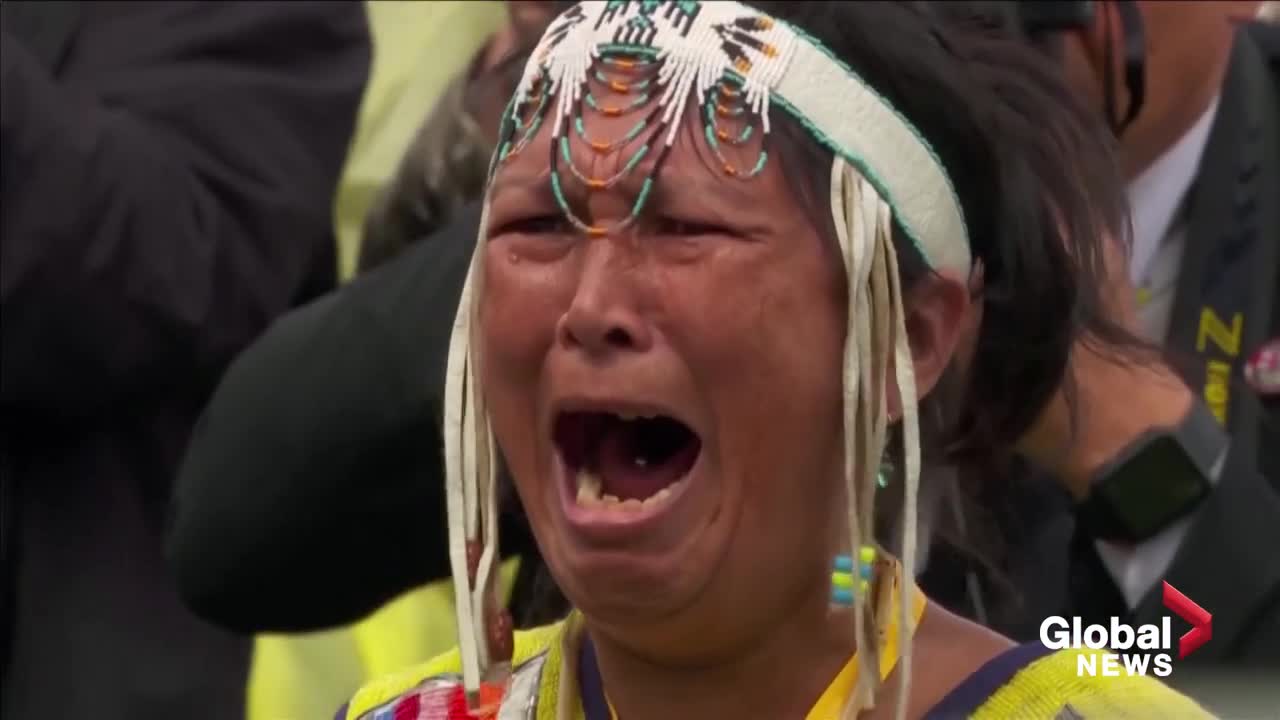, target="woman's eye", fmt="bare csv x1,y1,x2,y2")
654,217,729,237
494,215,568,236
